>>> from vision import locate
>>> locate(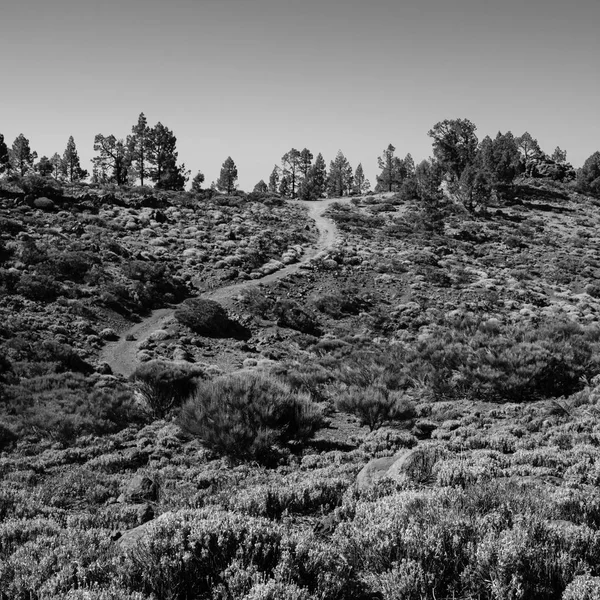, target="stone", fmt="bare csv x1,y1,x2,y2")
120,474,158,504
